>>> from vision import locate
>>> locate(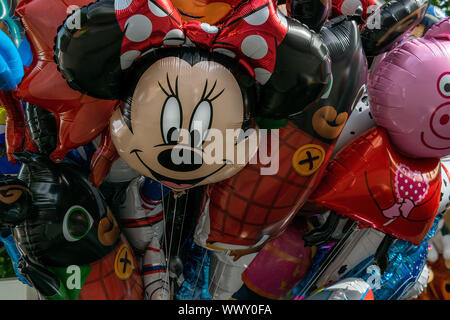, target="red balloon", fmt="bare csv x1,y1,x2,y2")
195,123,334,256
14,0,117,162
310,127,442,245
